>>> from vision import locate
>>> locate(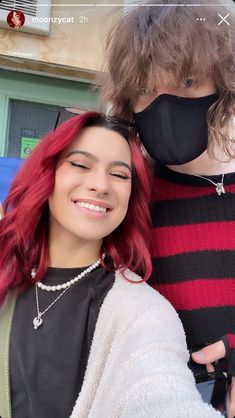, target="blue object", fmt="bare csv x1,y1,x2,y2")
0,157,24,202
